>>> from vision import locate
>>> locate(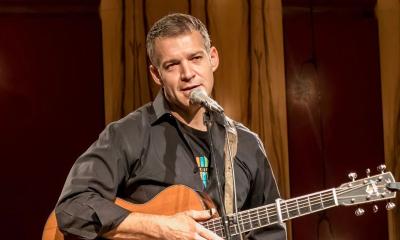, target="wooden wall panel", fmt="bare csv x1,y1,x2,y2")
376,1,400,240
284,5,388,240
